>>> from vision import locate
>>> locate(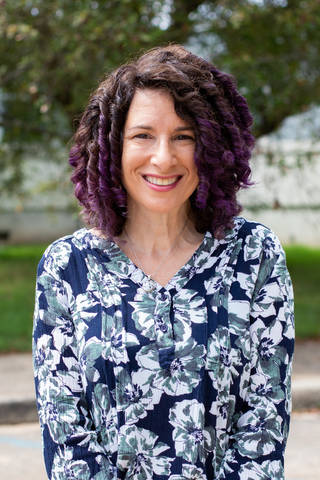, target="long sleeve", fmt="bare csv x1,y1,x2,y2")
216,232,295,479
33,243,116,480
